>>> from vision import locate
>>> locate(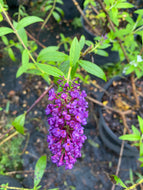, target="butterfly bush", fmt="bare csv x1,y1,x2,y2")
45,78,88,169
